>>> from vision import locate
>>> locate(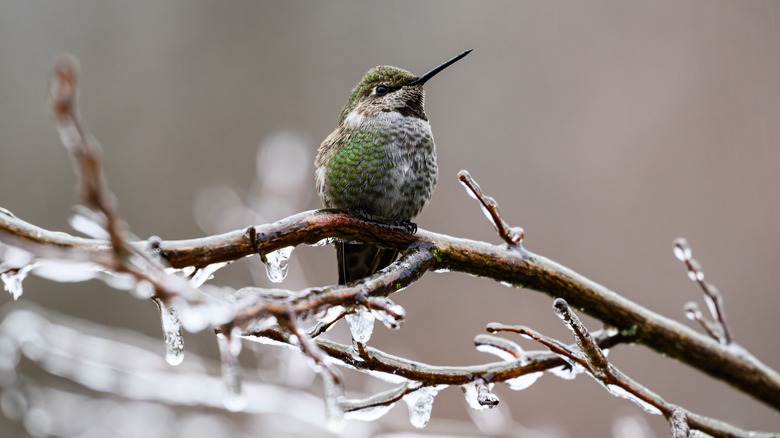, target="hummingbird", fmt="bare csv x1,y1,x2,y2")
315,50,471,284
